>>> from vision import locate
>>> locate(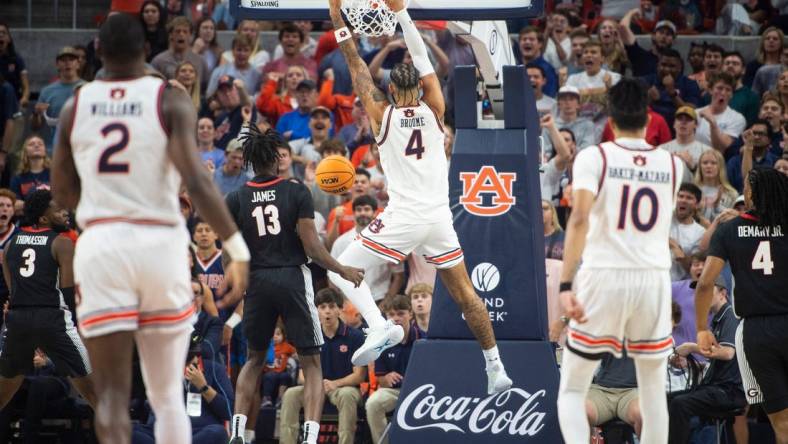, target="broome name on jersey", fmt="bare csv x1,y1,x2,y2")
400,116,426,128
738,225,785,238
91,102,143,117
